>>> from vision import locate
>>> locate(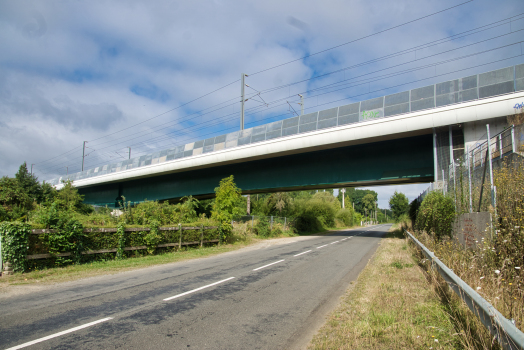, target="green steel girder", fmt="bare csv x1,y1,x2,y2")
79,134,434,206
